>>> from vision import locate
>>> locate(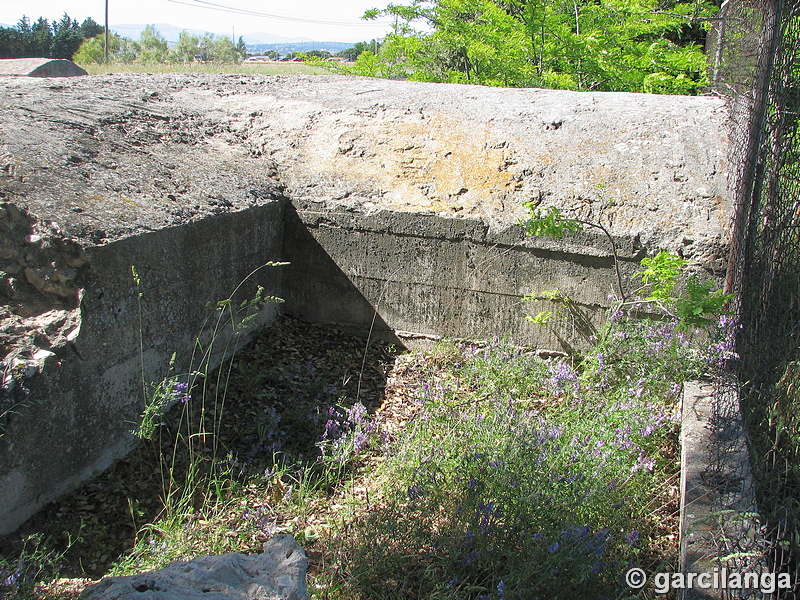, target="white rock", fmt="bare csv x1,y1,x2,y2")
83,535,310,600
